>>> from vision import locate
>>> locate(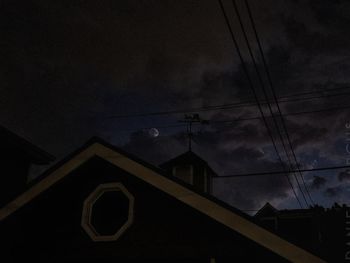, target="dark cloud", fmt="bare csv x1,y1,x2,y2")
284,120,328,149
214,172,291,210
338,169,350,182
310,176,327,189
120,130,186,165
324,186,343,197
122,126,293,210
282,17,326,54
309,0,350,32
1,0,350,208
